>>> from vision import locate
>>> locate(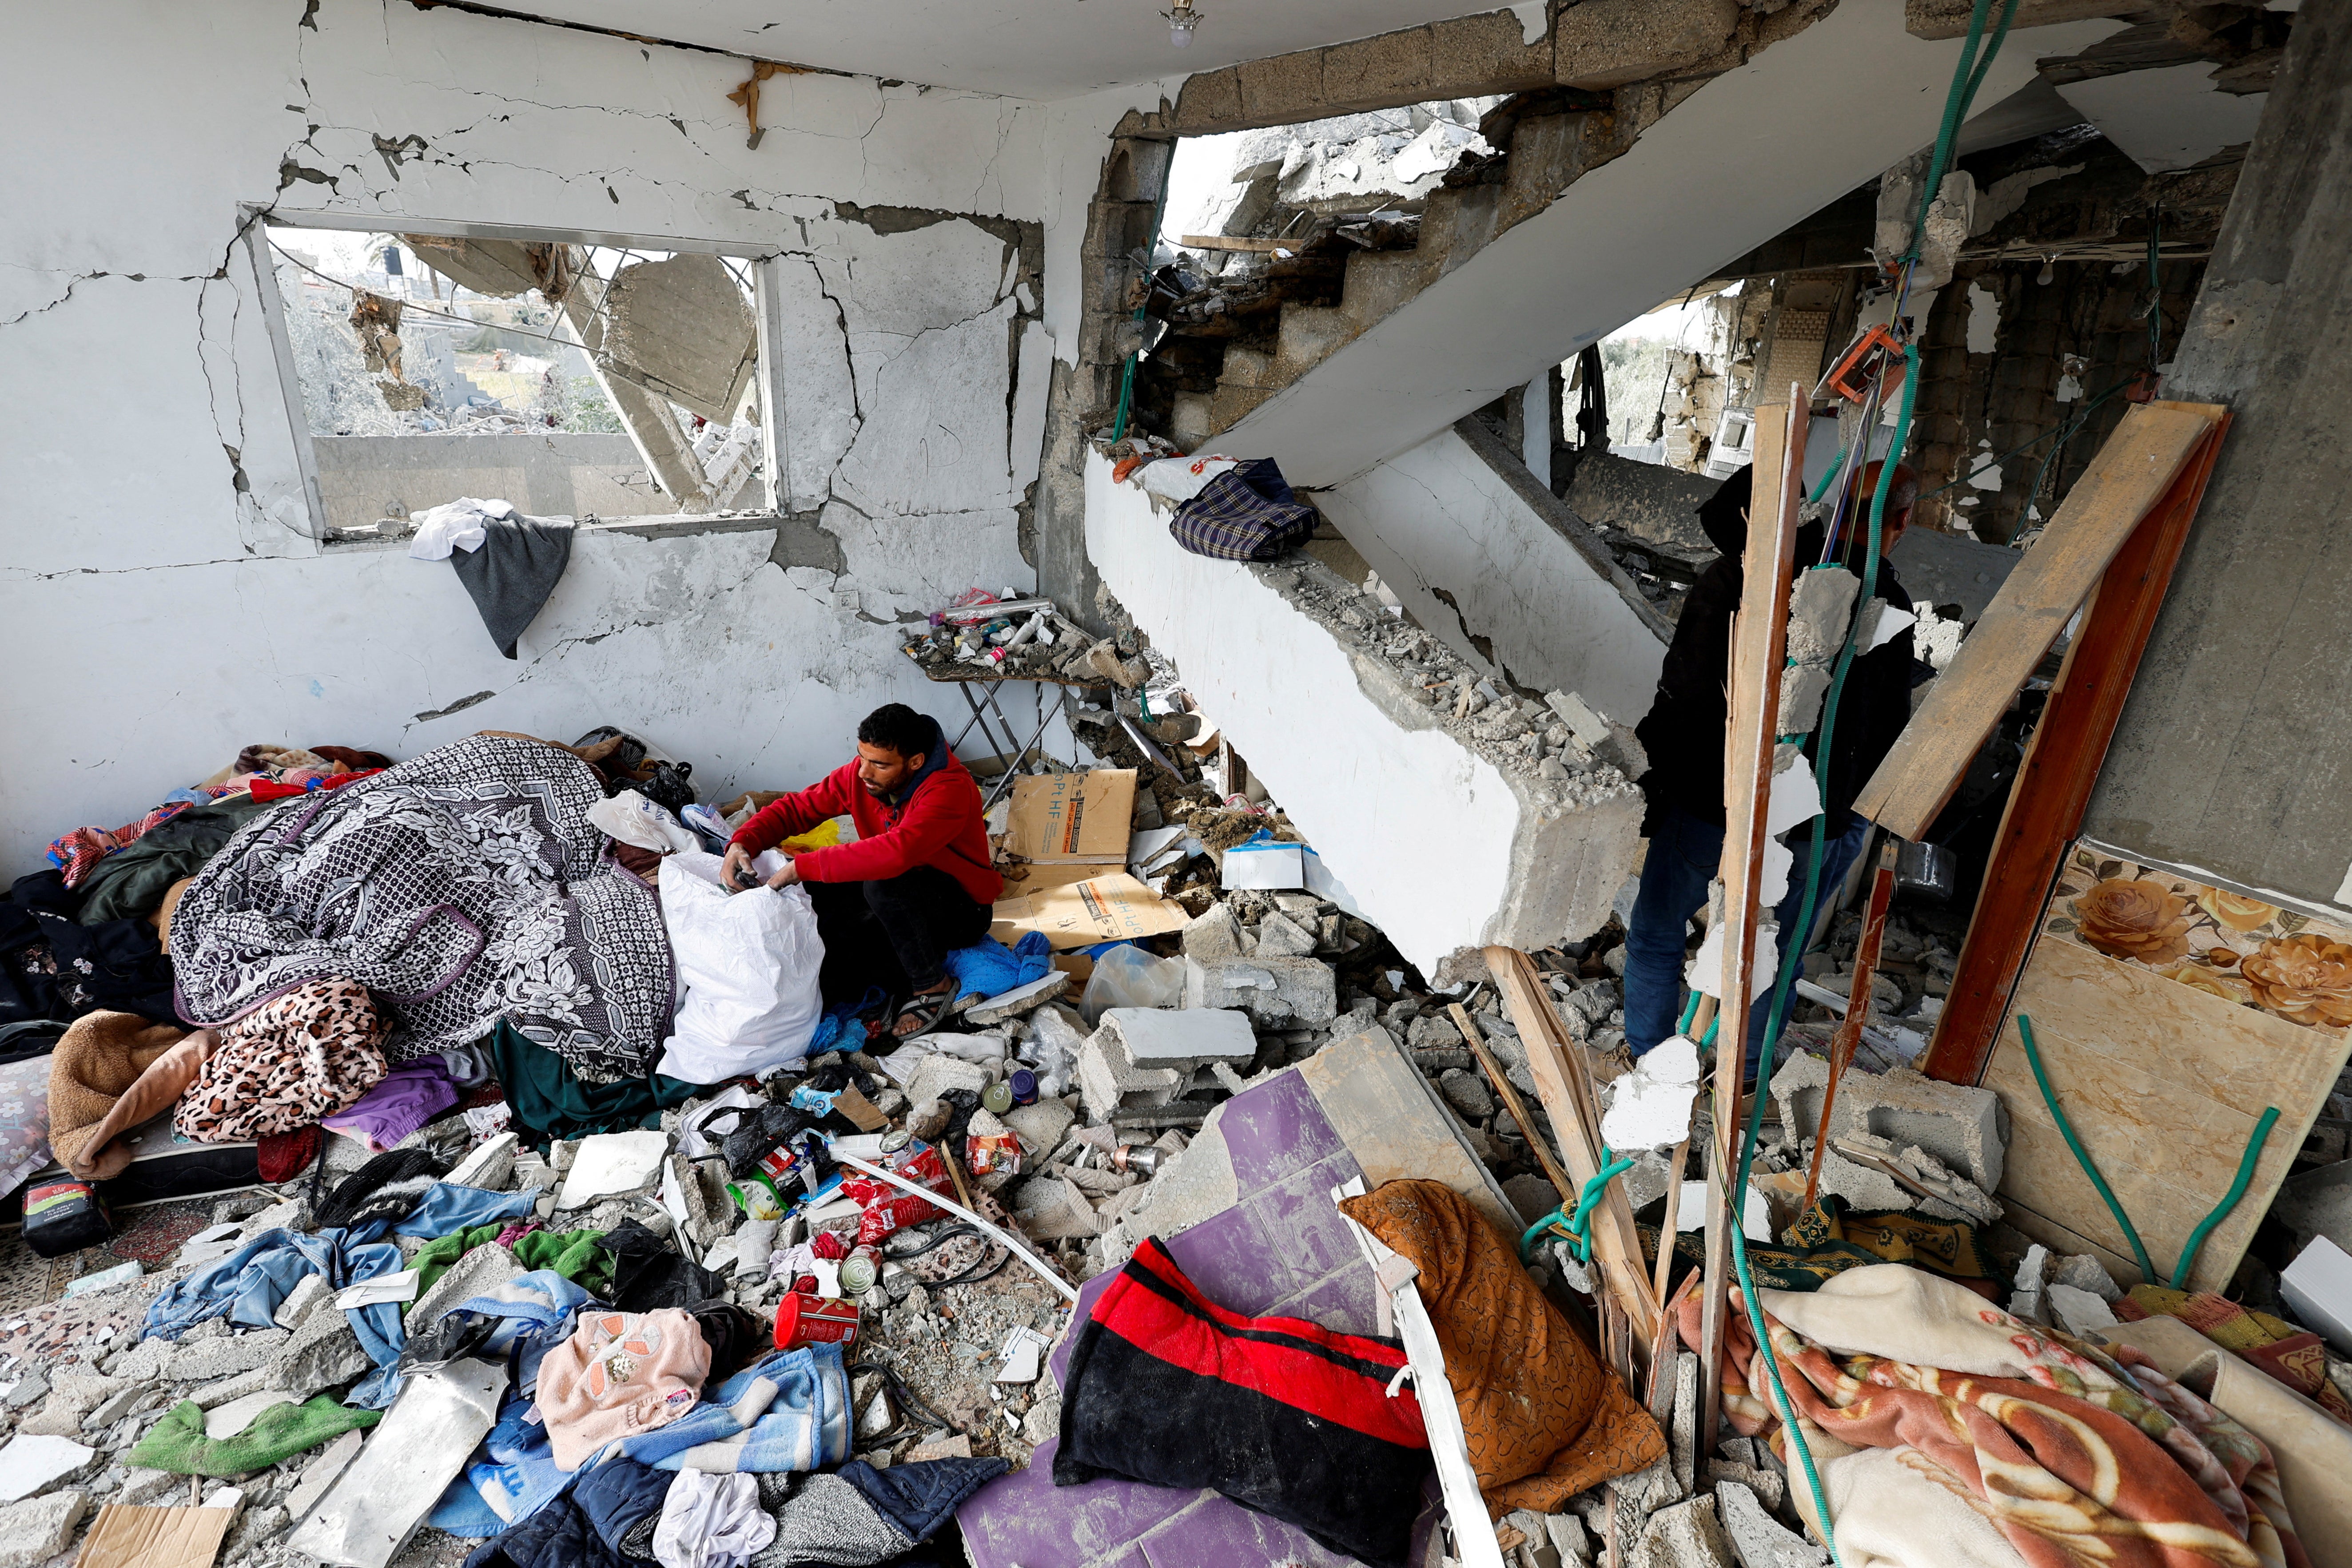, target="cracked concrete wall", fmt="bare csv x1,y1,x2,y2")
0,0,1056,871
1313,424,1667,723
